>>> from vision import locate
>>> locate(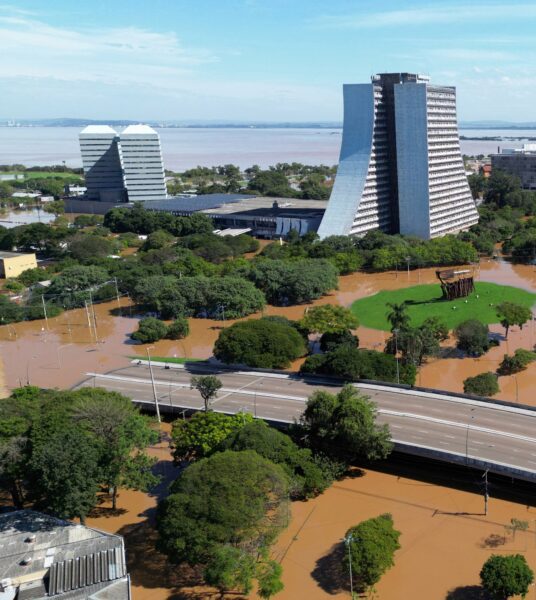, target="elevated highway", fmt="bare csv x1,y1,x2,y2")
74,362,536,483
